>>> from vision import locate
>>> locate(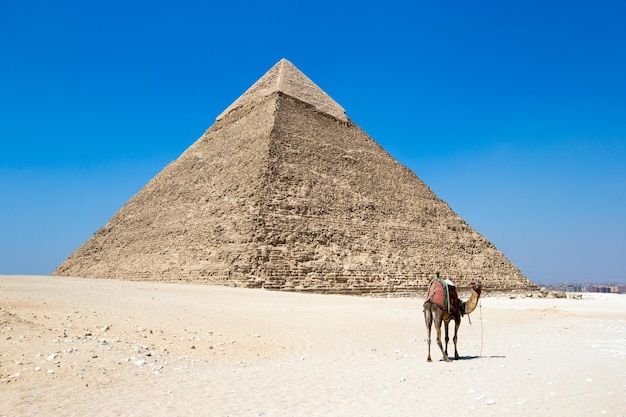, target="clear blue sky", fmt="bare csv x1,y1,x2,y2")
1,0,624,284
